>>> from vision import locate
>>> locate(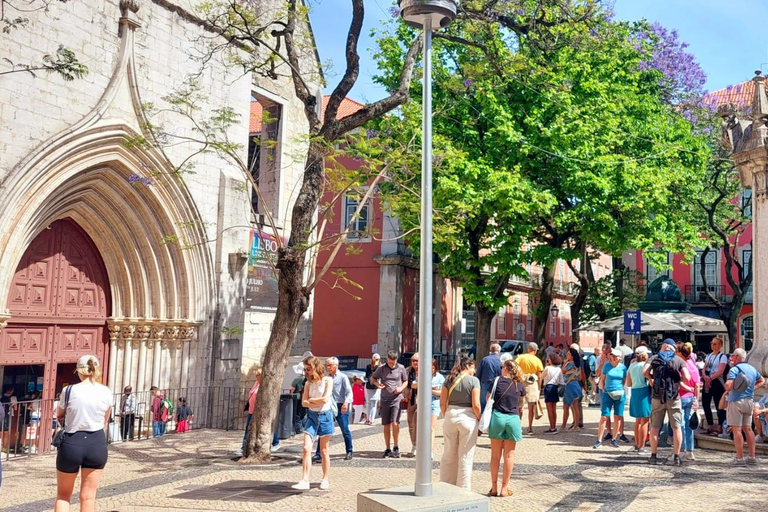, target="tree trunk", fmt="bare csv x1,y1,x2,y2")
533,263,556,348
242,144,325,461
475,302,494,363
569,245,590,344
